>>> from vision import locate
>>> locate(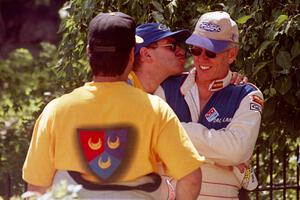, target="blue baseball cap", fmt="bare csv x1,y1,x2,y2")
135,23,191,55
